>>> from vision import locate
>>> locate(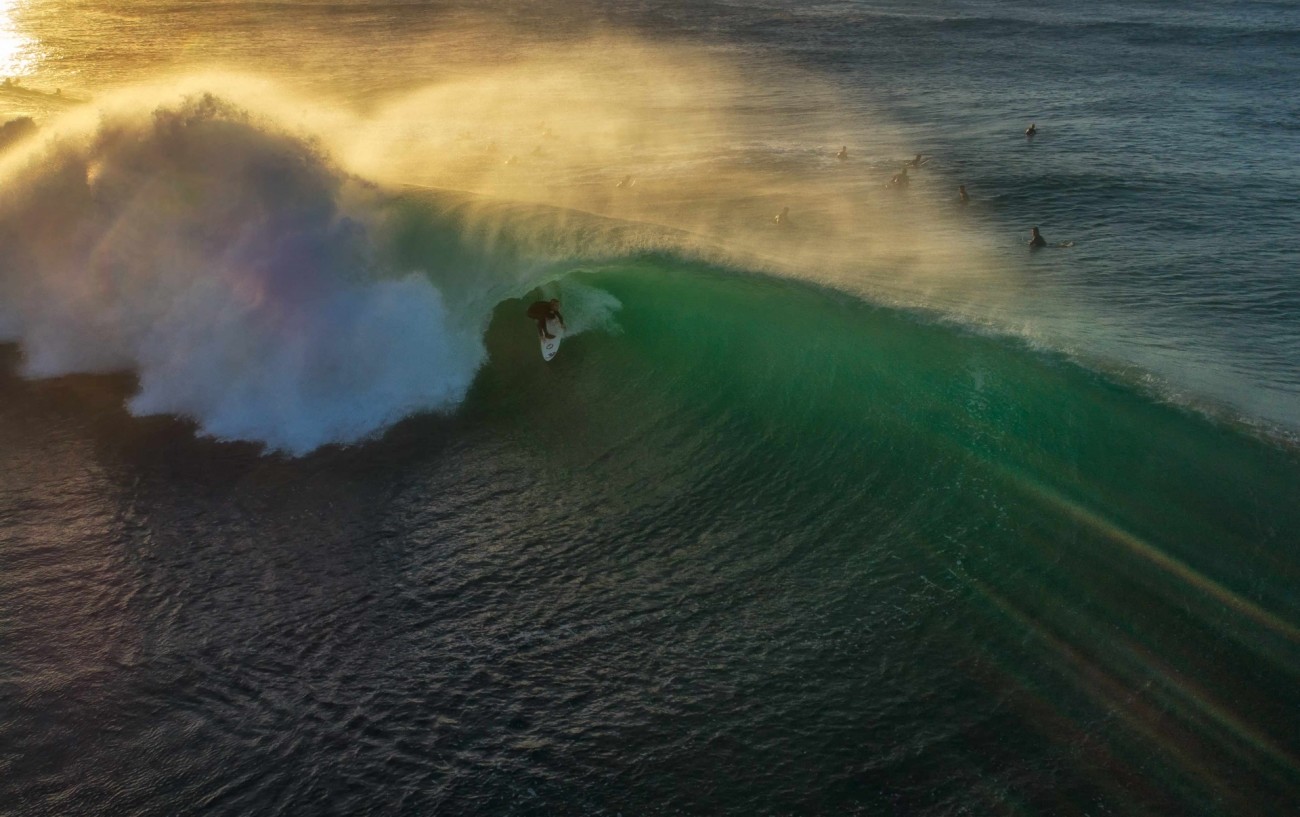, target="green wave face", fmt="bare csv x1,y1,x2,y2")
466,257,1300,808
